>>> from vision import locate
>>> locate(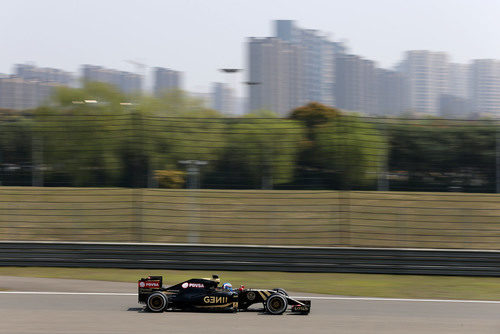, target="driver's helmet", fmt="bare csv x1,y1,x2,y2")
222,282,233,291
